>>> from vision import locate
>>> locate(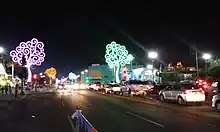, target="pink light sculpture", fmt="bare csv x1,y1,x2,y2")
10,38,45,82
